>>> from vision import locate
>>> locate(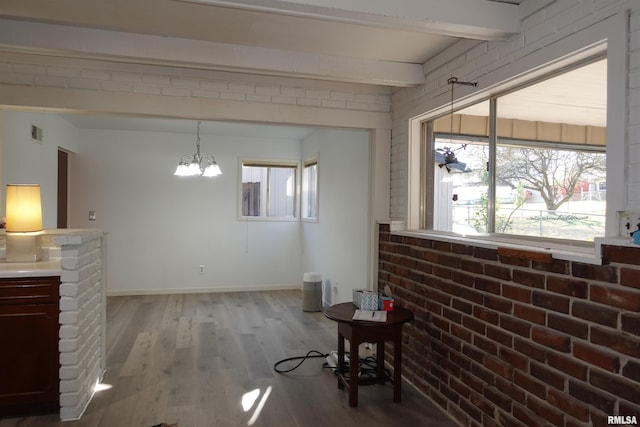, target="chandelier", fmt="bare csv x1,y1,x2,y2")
174,121,222,177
